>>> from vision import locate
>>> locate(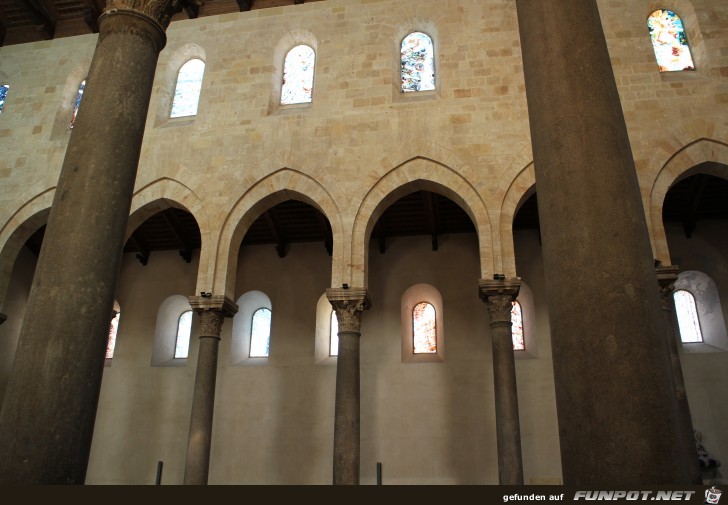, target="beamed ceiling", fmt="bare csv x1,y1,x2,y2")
0,0,322,46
